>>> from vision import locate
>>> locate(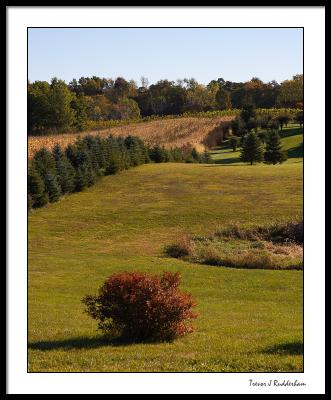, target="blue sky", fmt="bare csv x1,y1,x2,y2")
28,28,303,85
